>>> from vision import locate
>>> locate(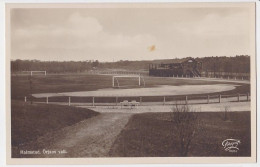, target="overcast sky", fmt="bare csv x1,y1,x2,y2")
11,5,254,62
